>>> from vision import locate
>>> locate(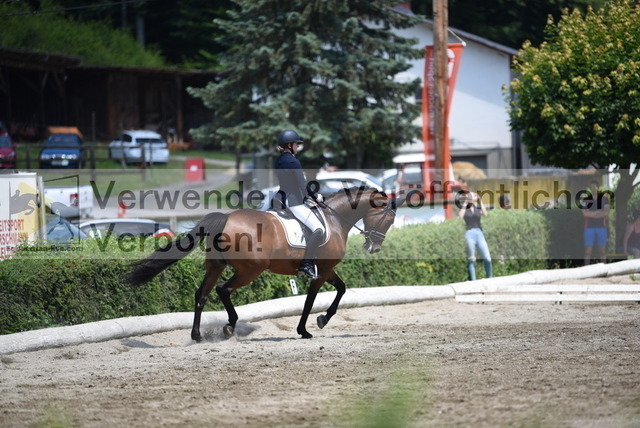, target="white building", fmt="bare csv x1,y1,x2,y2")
393,4,520,177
